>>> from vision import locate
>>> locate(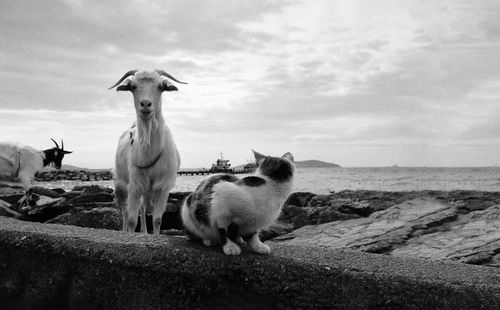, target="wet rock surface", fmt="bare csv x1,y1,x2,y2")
1,182,499,267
